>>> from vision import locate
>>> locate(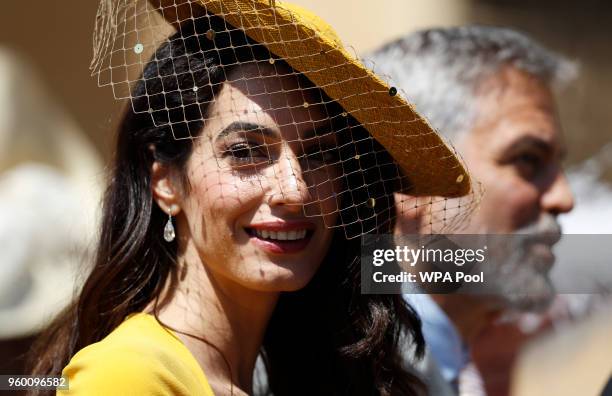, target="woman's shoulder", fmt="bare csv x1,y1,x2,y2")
59,313,214,395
